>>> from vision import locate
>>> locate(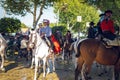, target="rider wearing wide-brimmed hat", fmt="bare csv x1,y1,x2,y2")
39,19,54,52
100,10,116,40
